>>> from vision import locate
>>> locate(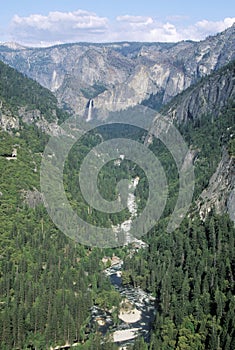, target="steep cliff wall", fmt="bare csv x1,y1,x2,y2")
0,25,234,115
164,61,235,123
198,150,234,221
